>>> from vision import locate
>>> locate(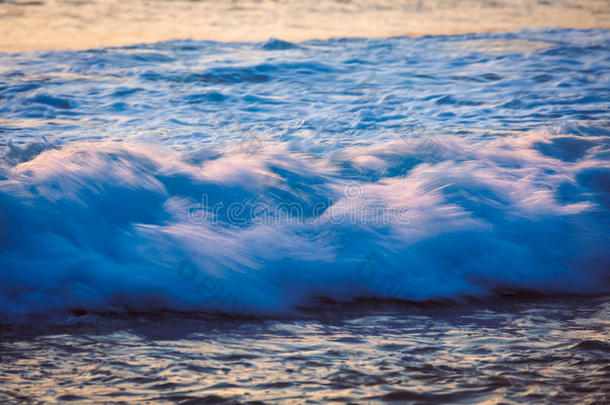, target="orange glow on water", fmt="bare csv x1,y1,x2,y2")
1,0,609,53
